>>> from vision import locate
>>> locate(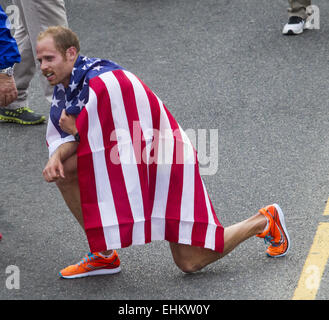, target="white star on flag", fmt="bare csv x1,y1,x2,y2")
65,100,72,109
57,83,65,92
76,98,85,109
51,96,60,108
93,65,103,71
69,80,78,92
